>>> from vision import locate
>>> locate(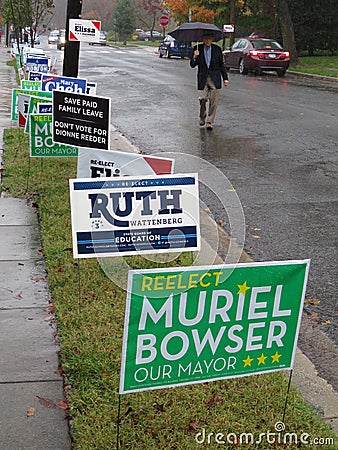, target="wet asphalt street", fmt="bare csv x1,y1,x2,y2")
49,41,338,388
